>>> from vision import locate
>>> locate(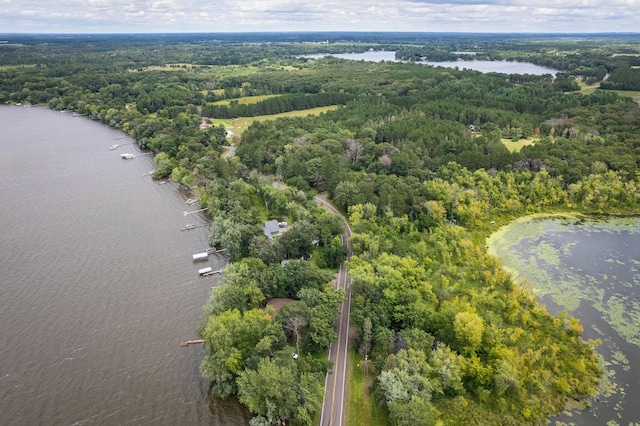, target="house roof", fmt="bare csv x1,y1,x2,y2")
263,219,280,238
